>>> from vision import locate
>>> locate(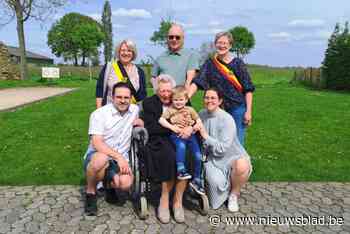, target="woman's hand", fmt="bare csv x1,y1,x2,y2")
172,125,182,134
244,111,252,126
198,125,209,140
193,121,203,132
